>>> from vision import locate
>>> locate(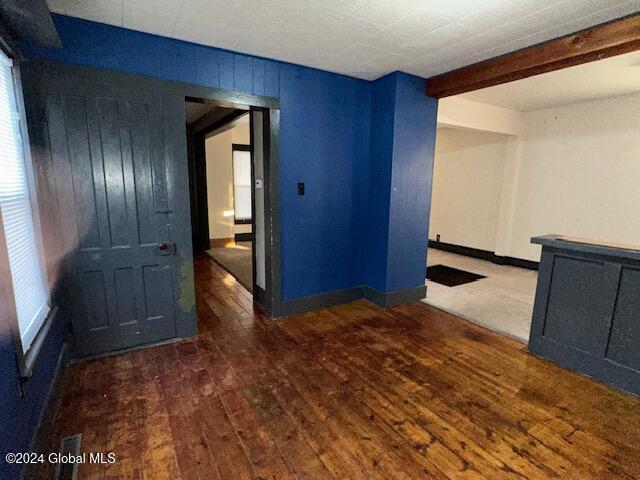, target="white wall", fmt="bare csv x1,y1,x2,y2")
431,92,640,262
205,121,252,240
438,96,523,136
430,128,509,252
508,93,640,260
